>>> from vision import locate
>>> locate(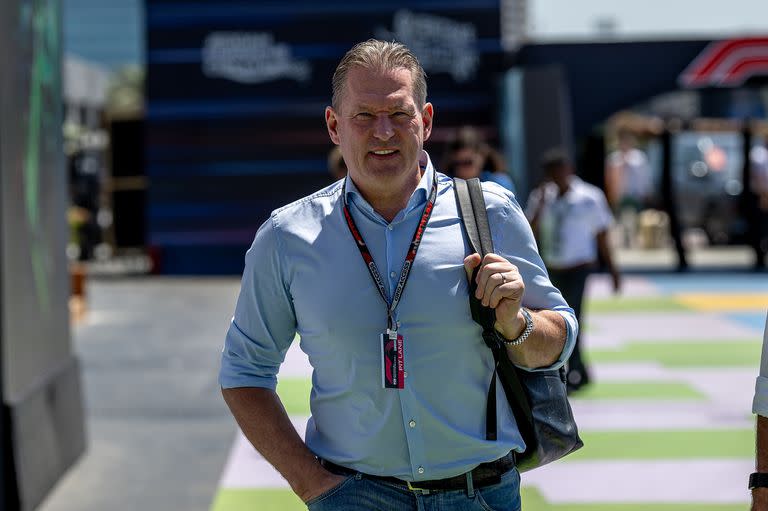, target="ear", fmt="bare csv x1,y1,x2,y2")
421,102,434,142
326,106,340,145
